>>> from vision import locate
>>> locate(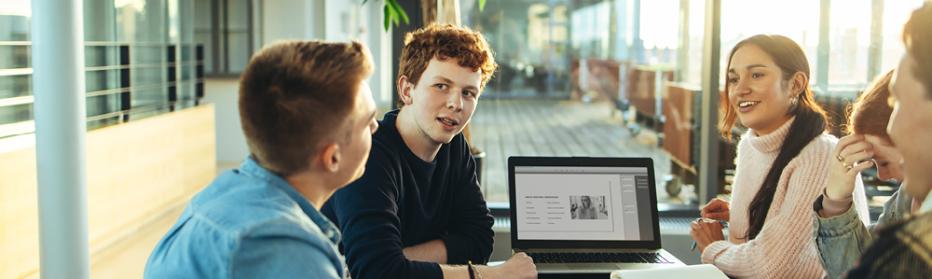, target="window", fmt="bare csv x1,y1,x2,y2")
194,0,257,75
0,0,200,139
828,0,871,94
880,0,925,73
720,0,821,86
